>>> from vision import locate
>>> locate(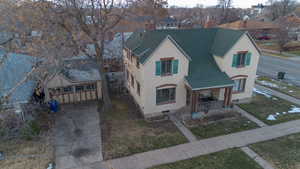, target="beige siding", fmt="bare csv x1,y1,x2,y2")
214,34,260,101
142,37,189,116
